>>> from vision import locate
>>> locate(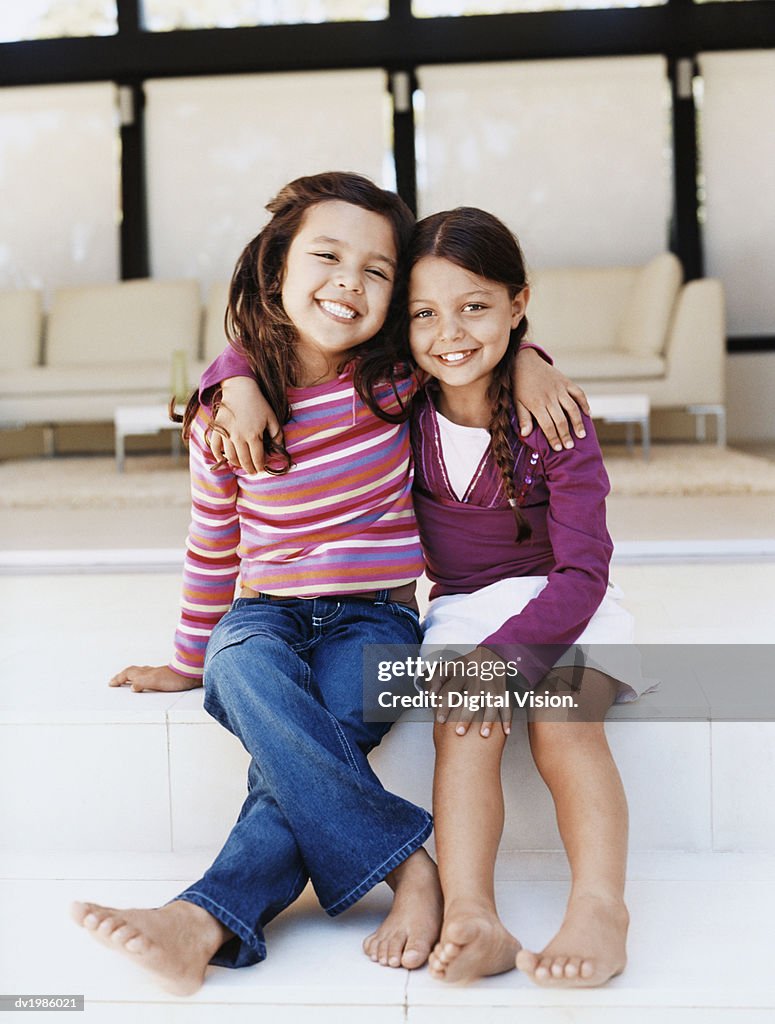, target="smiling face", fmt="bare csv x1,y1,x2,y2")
280,200,397,385
409,256,528,401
